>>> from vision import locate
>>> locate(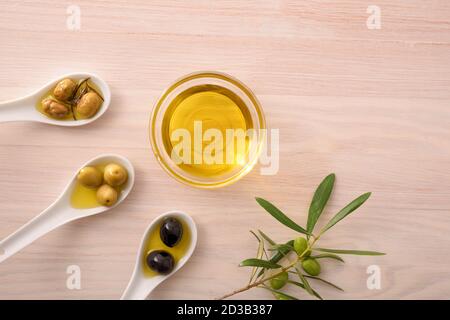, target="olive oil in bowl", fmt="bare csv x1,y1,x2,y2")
161,84,253,178
150,72,266,188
